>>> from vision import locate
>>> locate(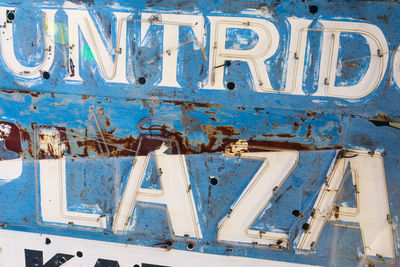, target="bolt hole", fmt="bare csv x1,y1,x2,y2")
225,60,231,67
210,176,218,185
7,11,15,21
227,82,235,90
138,77,146,84
309,5,318,14
302,223,310,231
76,251,83,257
45,237,51,245
291,210,301,217
186,242,194,250
32,257,40,266
41,71,50,79
58,256,67,264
